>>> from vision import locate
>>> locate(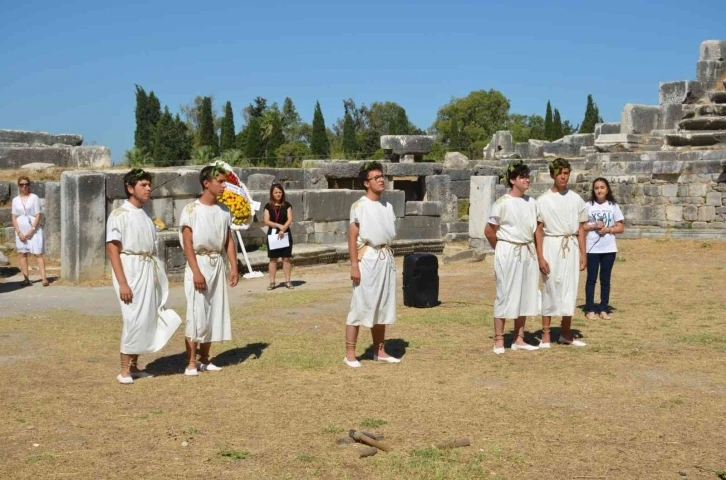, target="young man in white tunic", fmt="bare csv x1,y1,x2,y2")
344,161,401,368
179,165,239,376
535,158,588,348
484,161,540,354
106,169,182,385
